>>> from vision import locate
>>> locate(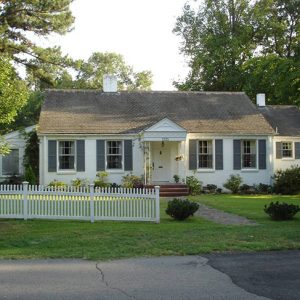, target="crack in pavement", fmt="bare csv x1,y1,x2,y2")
95,262,137,300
